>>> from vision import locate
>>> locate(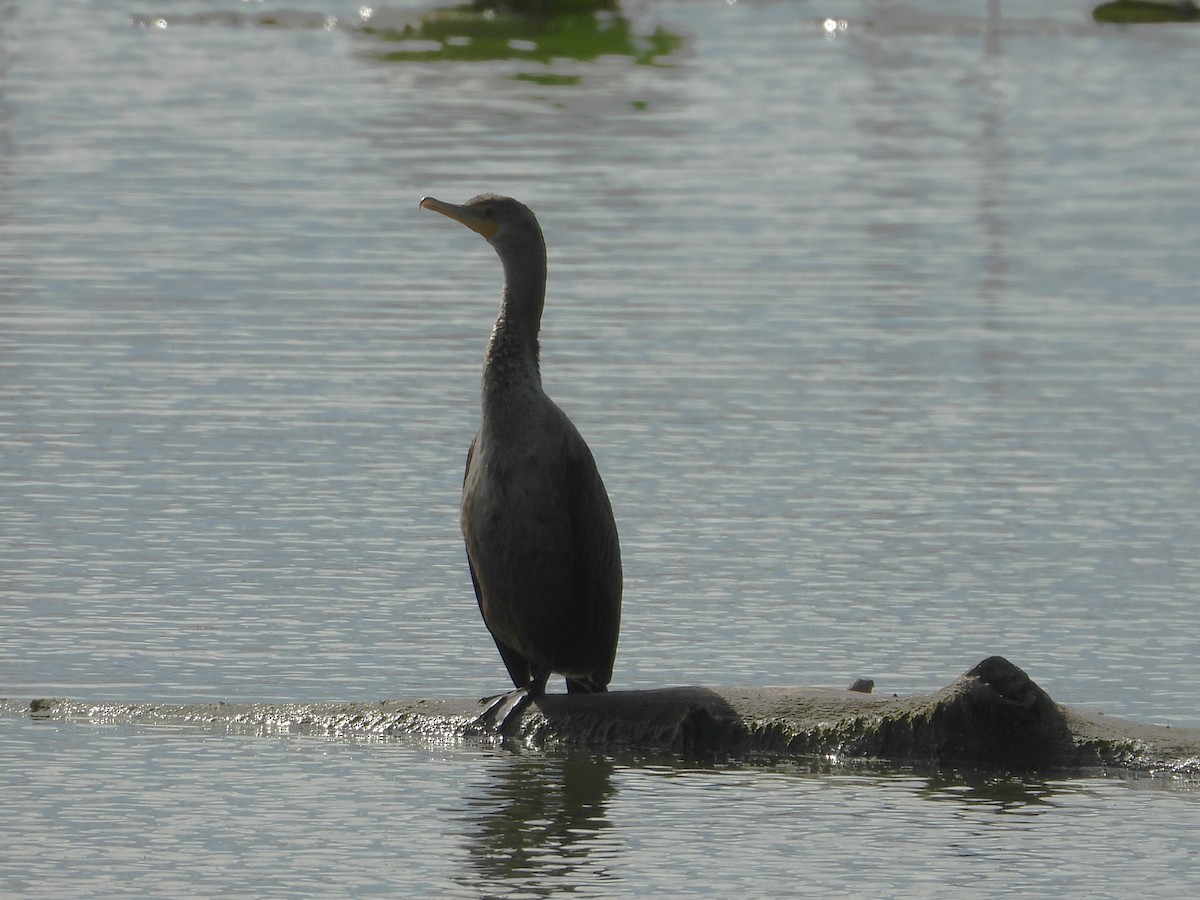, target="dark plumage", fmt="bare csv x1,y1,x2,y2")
420,194,622,716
